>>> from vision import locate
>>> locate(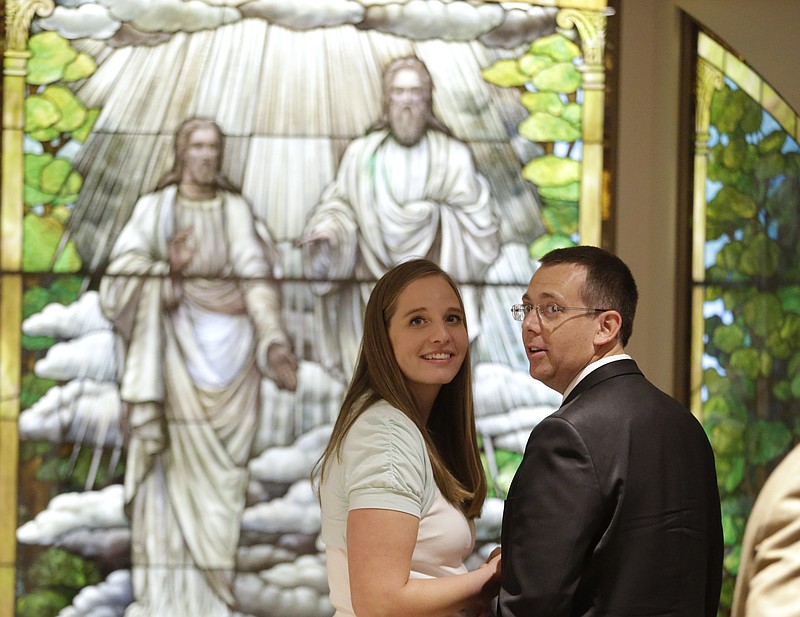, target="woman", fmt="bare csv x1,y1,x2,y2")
317,259,500,616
